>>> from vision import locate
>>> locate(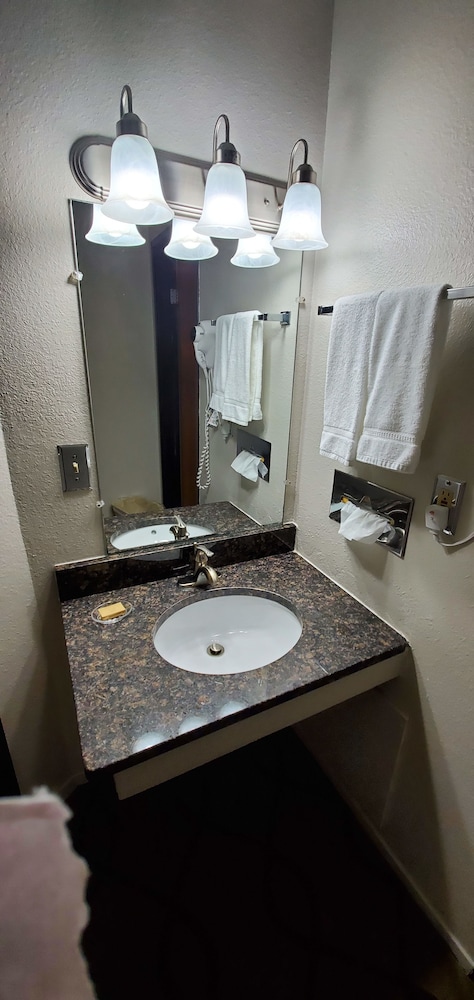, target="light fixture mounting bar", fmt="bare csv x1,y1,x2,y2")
69,136,286,233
